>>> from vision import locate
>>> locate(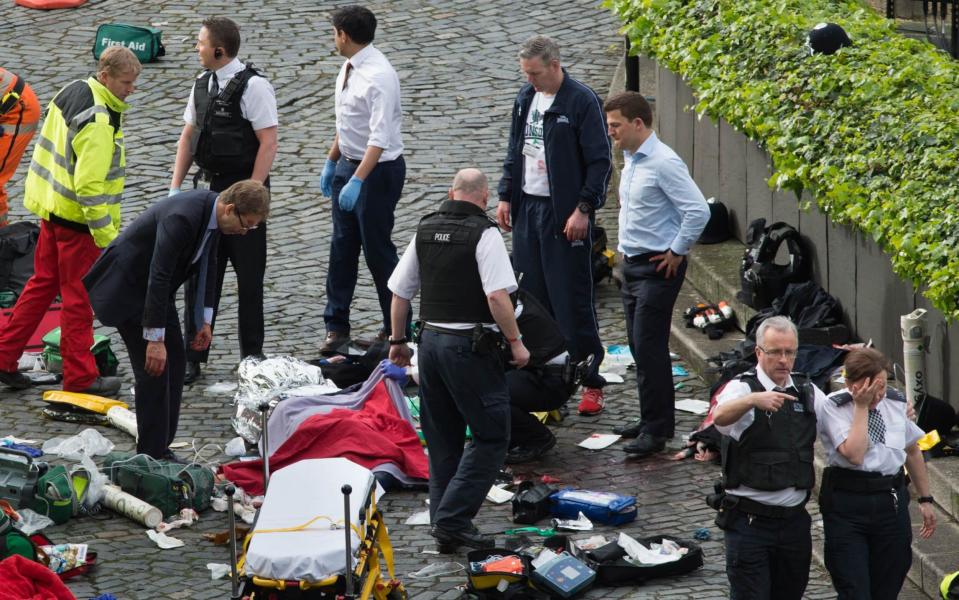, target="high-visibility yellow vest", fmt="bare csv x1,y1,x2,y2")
25,77,128,248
